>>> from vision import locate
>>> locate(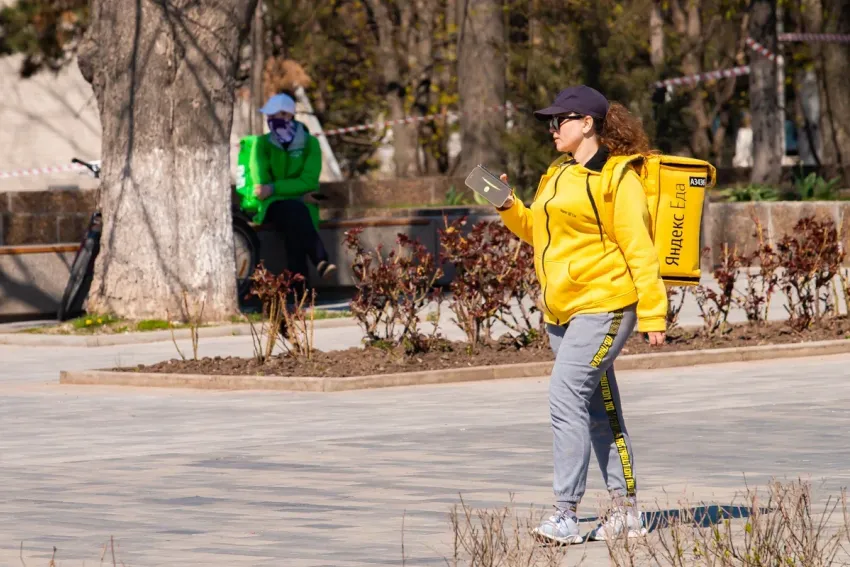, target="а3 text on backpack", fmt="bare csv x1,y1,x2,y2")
599,154,716,287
